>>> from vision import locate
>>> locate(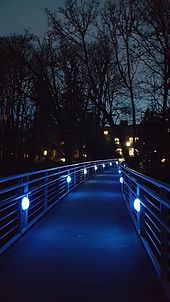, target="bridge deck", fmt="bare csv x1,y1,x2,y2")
0,170,168,302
